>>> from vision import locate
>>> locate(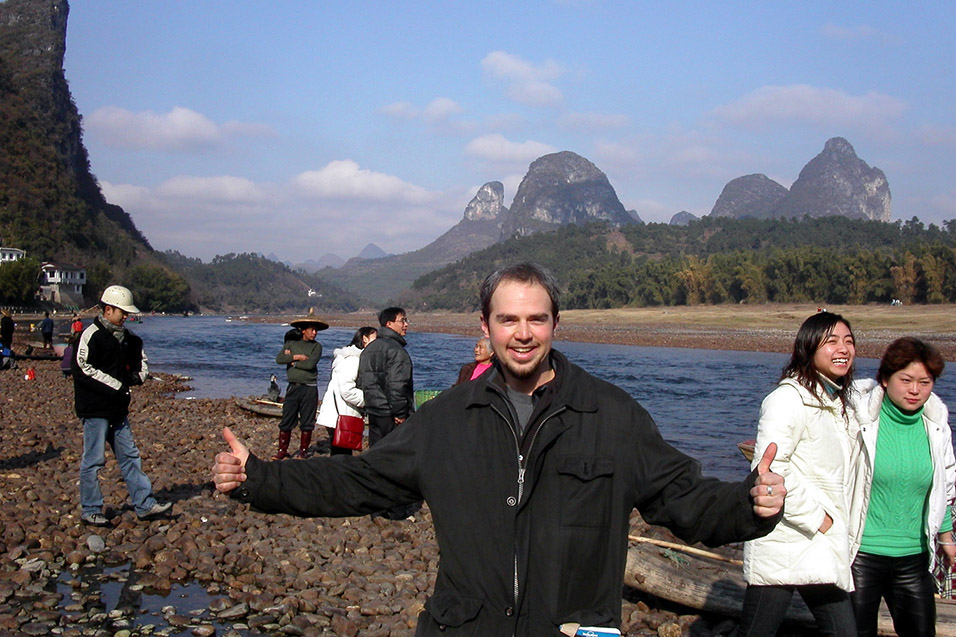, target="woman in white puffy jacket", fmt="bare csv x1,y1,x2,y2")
316,327,377,455
847,337,955,637
738,312,858,636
